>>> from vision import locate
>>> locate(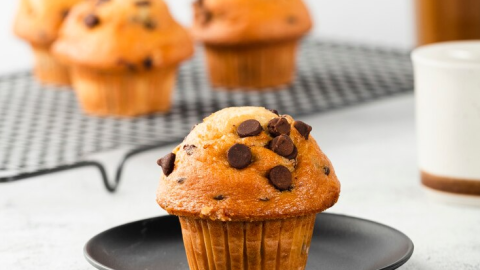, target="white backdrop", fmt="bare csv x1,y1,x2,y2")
0,0,415,74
